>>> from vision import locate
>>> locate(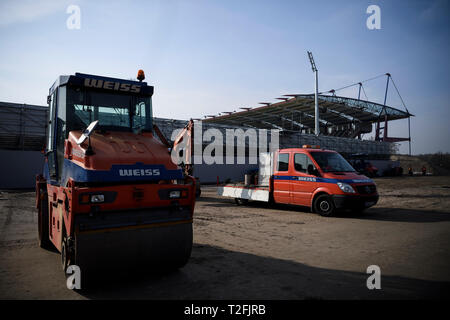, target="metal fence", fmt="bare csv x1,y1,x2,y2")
153,118,397,156
279,131,397,156
0,102,48,151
